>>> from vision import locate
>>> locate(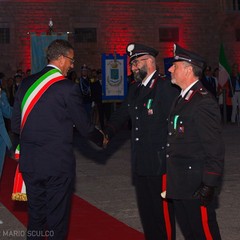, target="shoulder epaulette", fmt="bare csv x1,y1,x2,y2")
197,87,208,95
158,73,168,81
184,88,209,102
